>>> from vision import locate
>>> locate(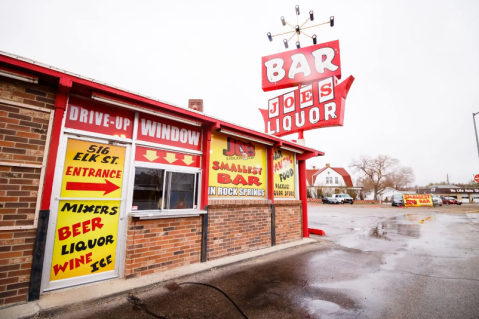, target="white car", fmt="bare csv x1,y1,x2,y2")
431,195,443,206
332,194,354,204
